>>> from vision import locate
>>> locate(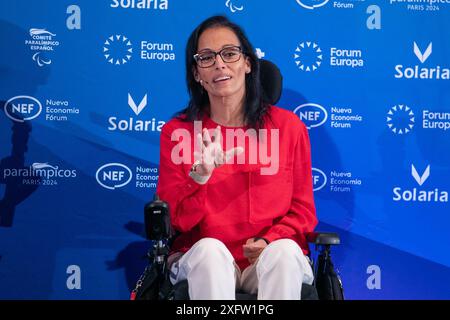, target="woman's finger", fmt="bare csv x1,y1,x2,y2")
243,249,260,260
248,257,258,264
212,126,221,144
196,133,205,152
214,148,224,167
244,247,264,255
243,244,263,255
